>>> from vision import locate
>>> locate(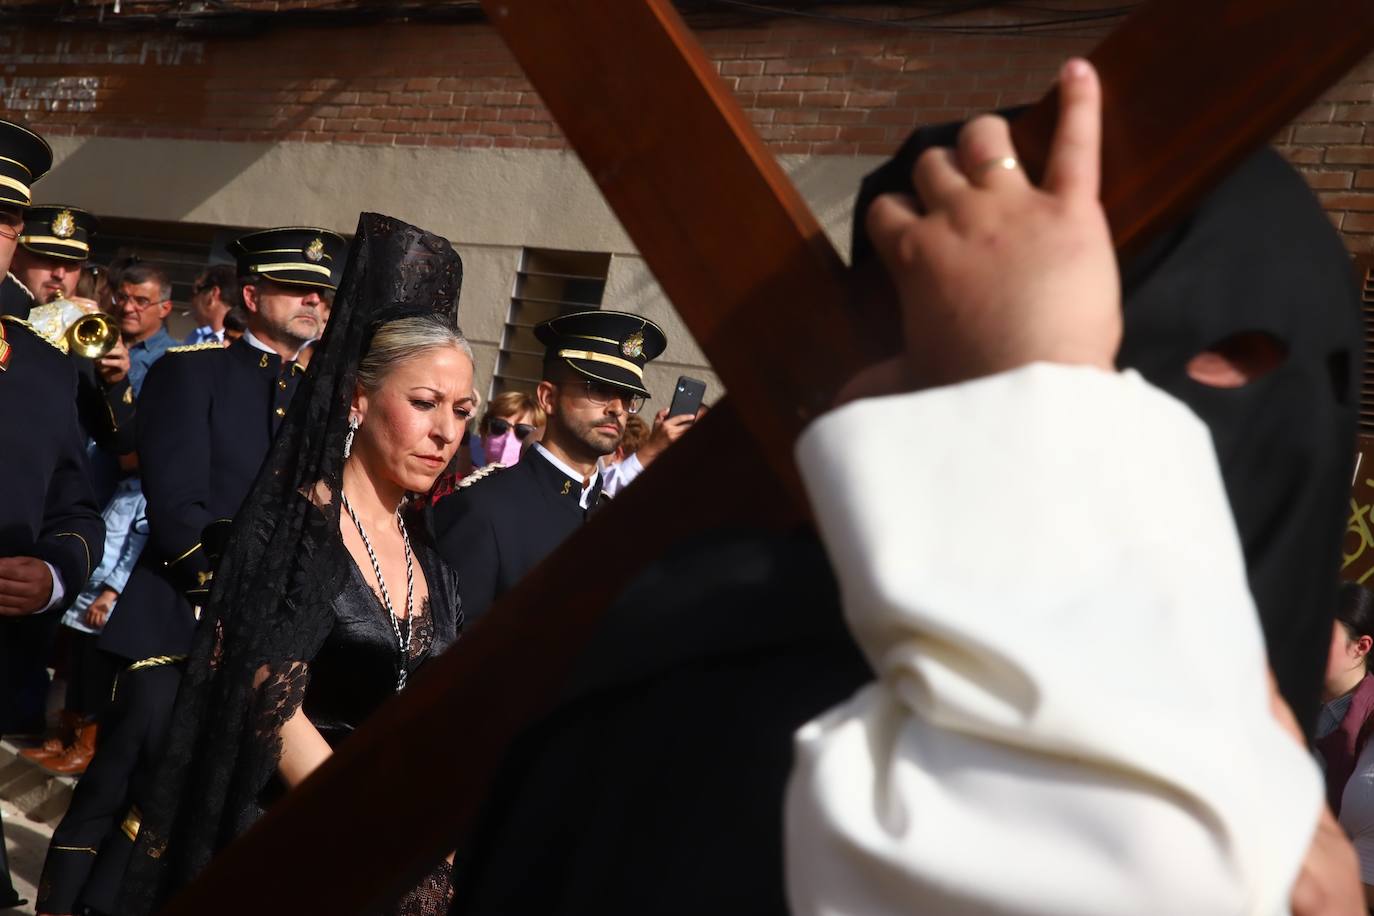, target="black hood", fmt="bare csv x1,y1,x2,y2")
853,125,1362,734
